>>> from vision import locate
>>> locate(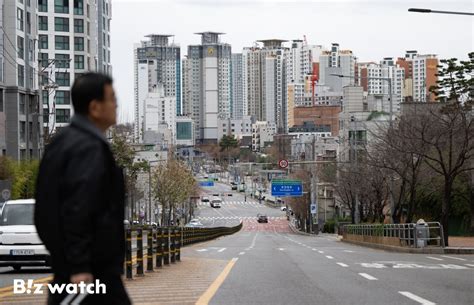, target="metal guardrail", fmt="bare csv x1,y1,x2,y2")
342,222,445,248
124,222,243,279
